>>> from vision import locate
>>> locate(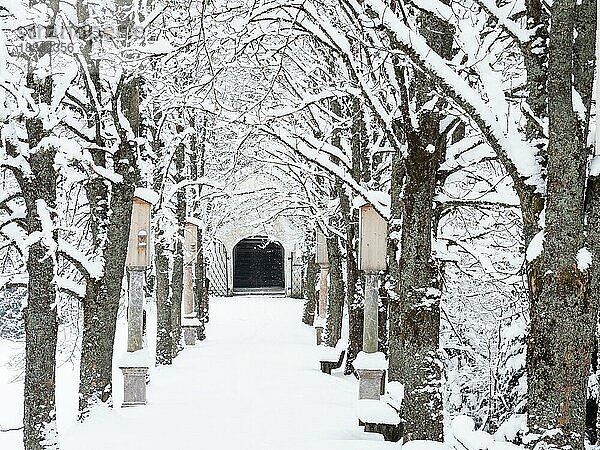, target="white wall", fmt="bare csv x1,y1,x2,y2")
216,216,303,296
